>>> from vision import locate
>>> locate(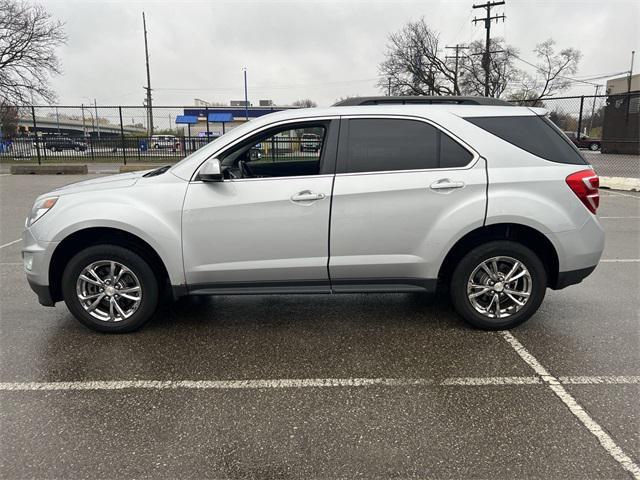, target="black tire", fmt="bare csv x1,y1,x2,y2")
61,245,159,333
589,142,600,151
450,240,547,330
